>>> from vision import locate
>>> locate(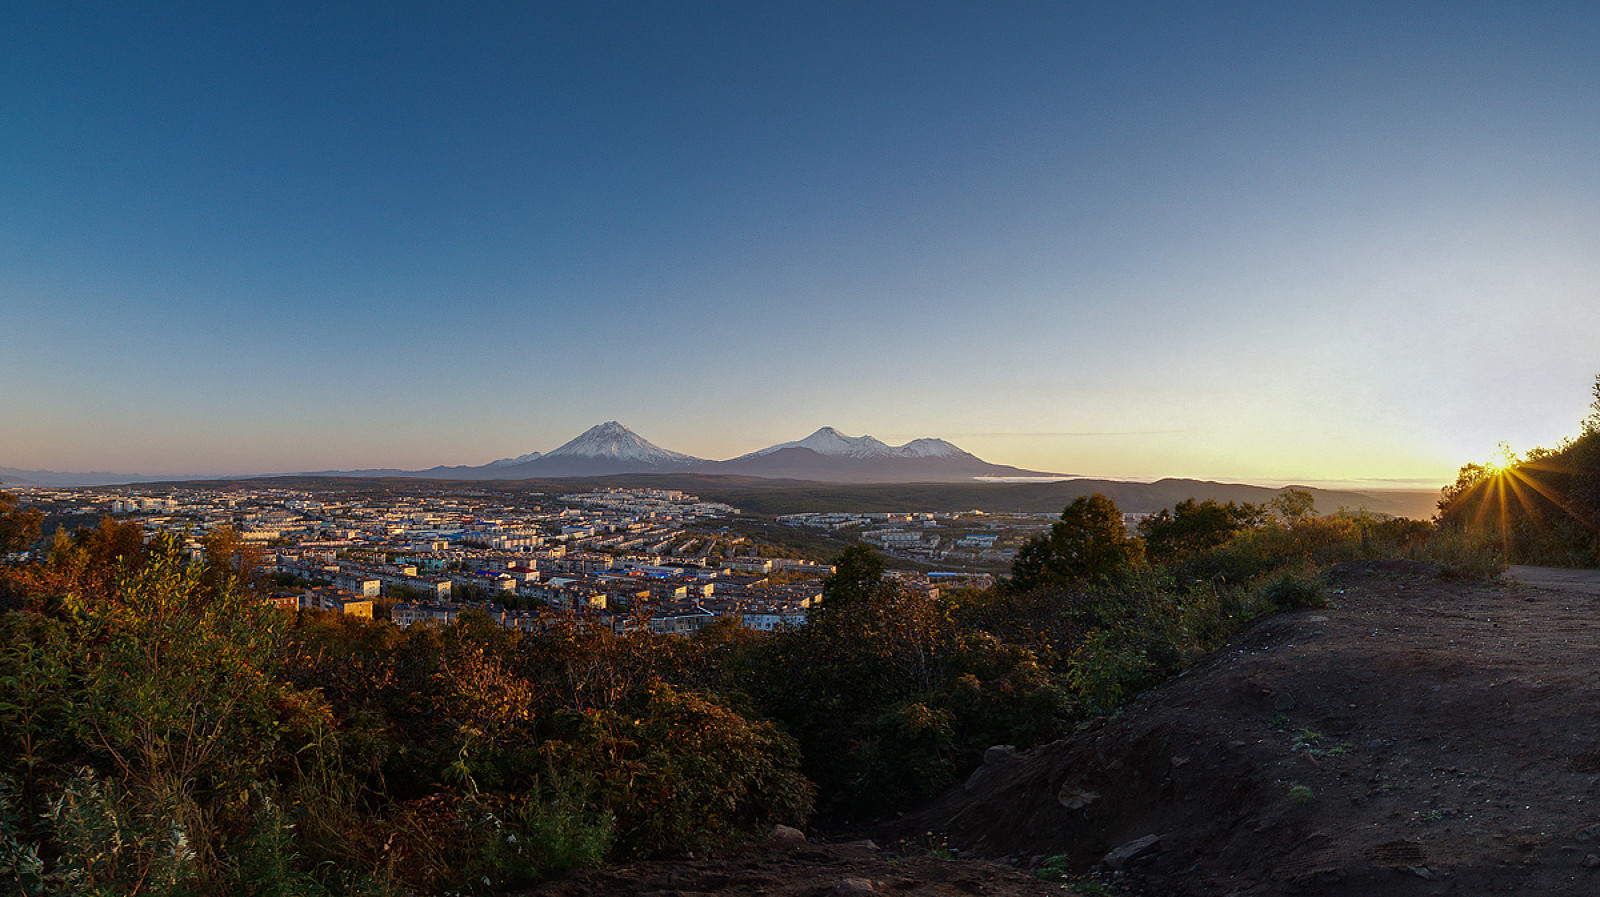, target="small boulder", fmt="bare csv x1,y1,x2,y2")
1058,785,1101,810
770,824,807,844
984,745,1020,765
834,878,876,895
1102,834,1161,870
967,746,1022,790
